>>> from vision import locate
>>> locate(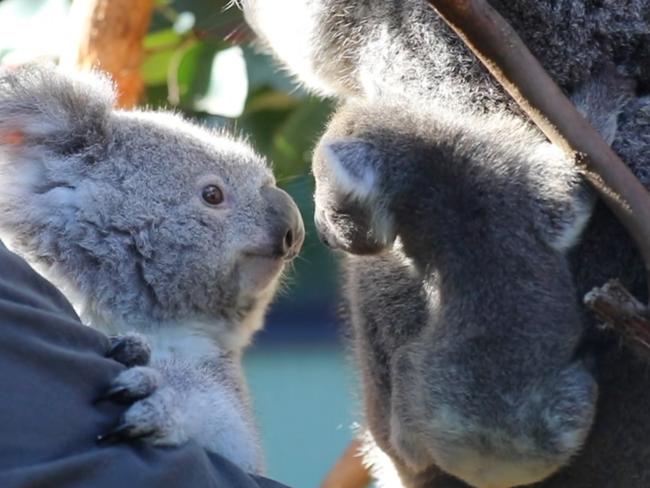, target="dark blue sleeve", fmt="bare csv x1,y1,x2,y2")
0,241,289,488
